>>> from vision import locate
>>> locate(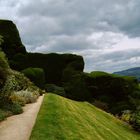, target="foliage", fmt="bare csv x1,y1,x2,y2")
10,53,84,85
9,93,26,106
0,109,12,121
0,20,26,59
0,50,9,88
0,49,9,69
0,71,30,105
0,61,40,117
0,112,5,121
8,103,23,115
93,100,108,111
121,110,132,122
11,89,39,104
45,84,66,96
130,111,140,131
30,94,140,140
84,71,140,114
62,68,91,101
0,109,6,121
22,67,46,88
90,71,110,77
0,35,4,45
